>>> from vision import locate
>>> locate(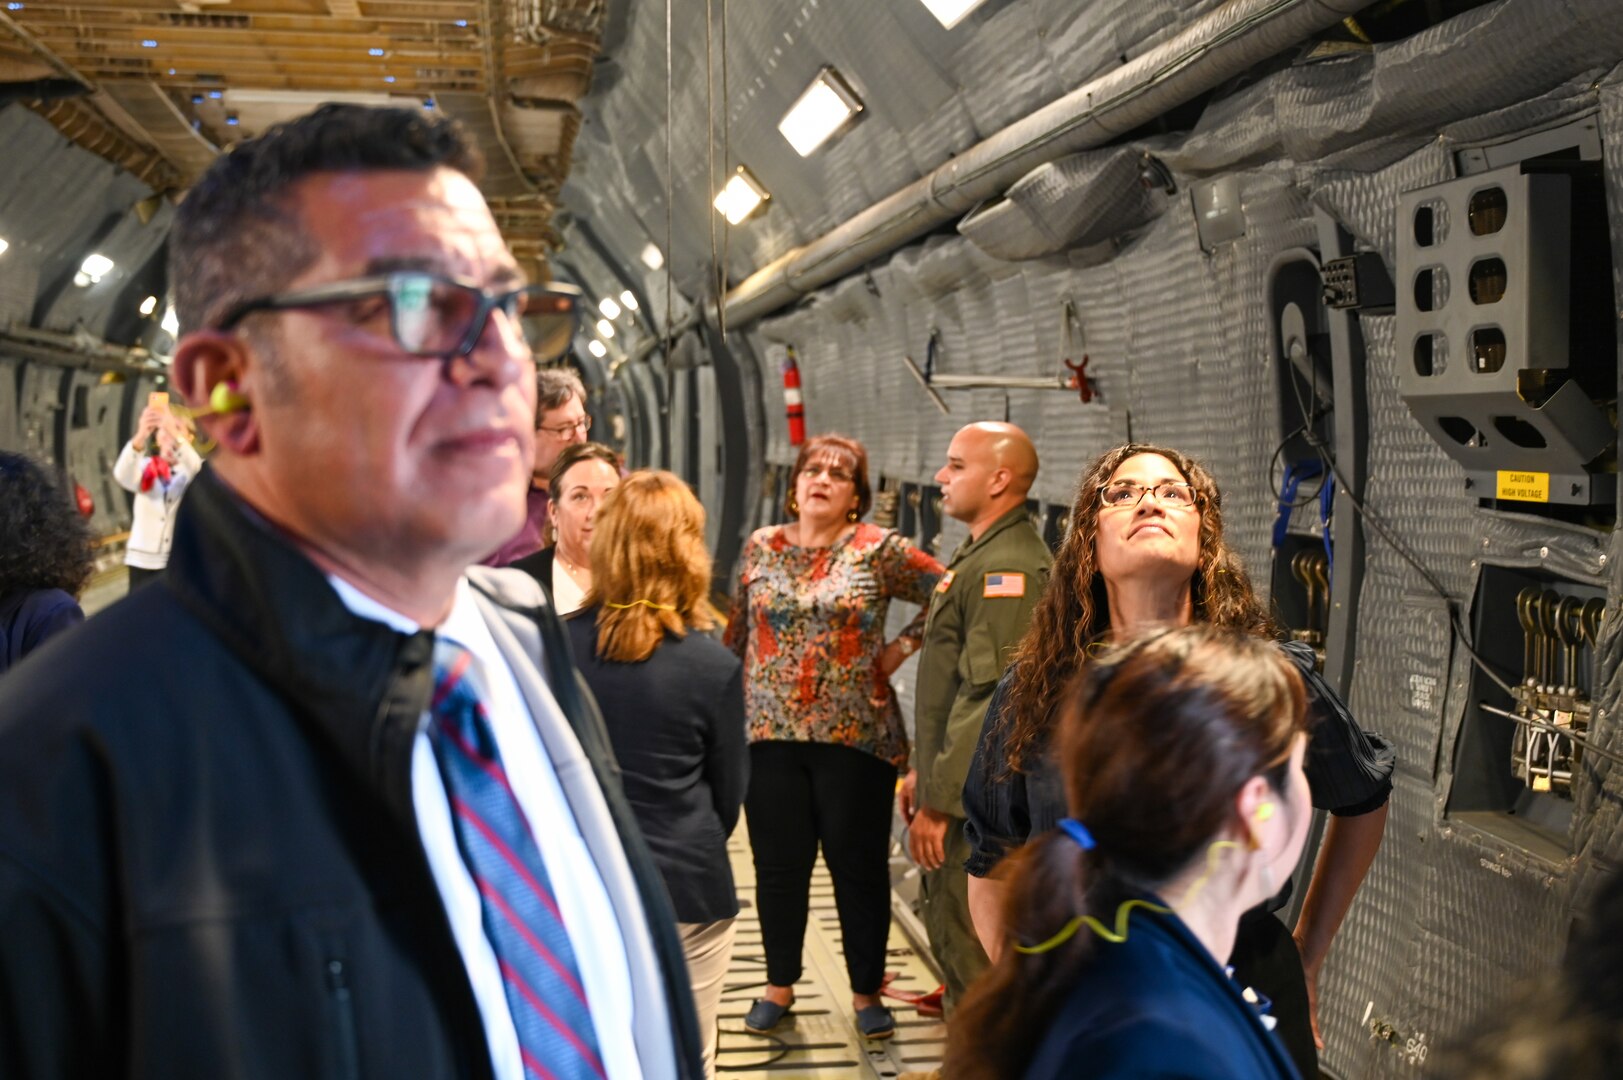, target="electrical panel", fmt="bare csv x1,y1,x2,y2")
1447,566,1609,859
1395,158,1617,510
